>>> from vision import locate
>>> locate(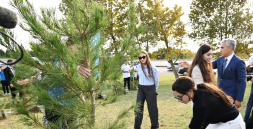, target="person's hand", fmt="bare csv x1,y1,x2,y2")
77,65,91,78
179,61,190,68
234,100,241,108
17,79,31,85
251,75,253,82
10,84,14,88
